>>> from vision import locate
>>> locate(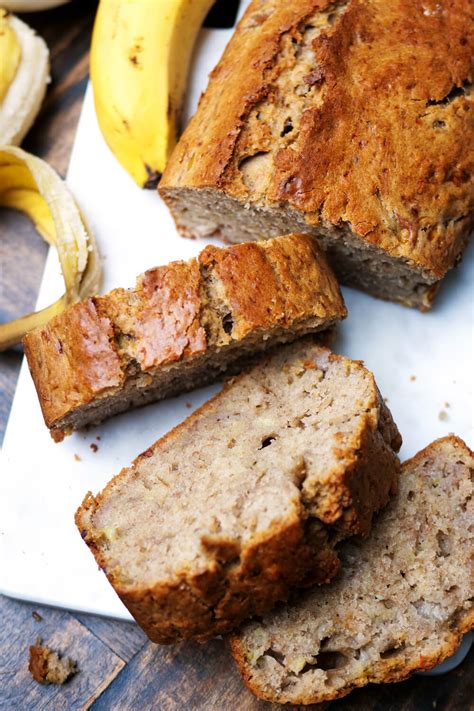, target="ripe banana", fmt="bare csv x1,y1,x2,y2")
0,9,50,146
91,0,216,188
1,0,70,10
0,146,101,350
